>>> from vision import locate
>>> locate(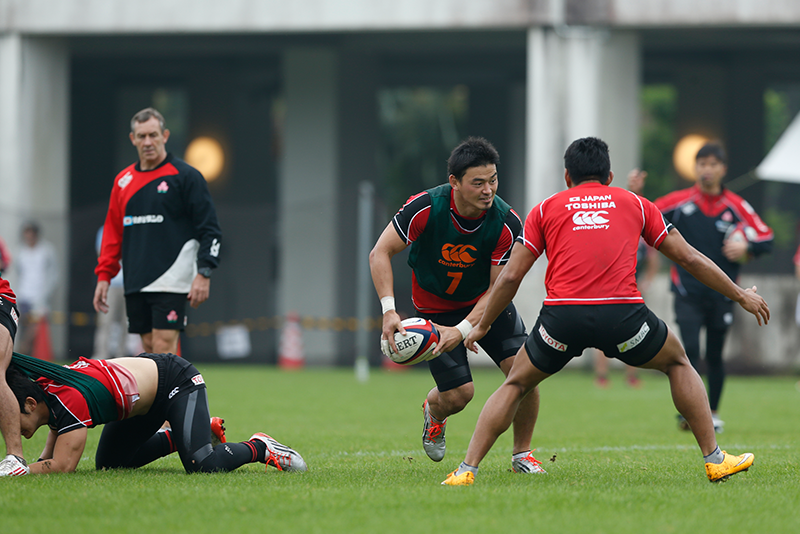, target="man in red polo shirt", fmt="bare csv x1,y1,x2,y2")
442,137,769,486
